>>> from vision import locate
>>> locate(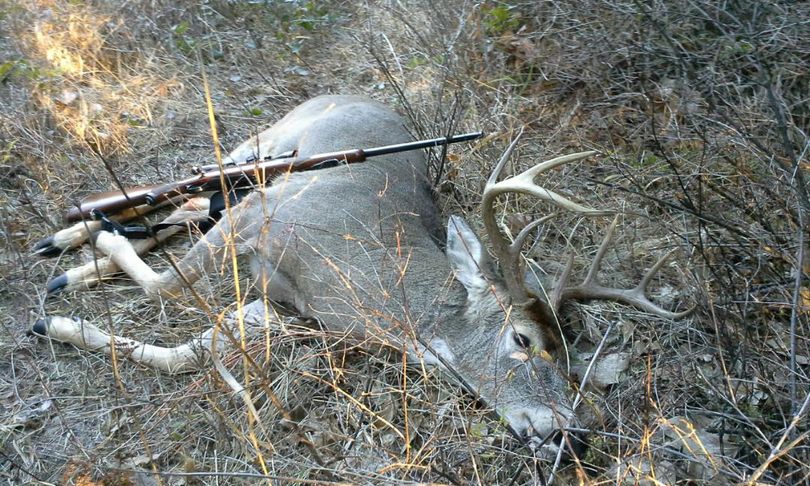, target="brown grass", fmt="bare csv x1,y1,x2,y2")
1,0,807,484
